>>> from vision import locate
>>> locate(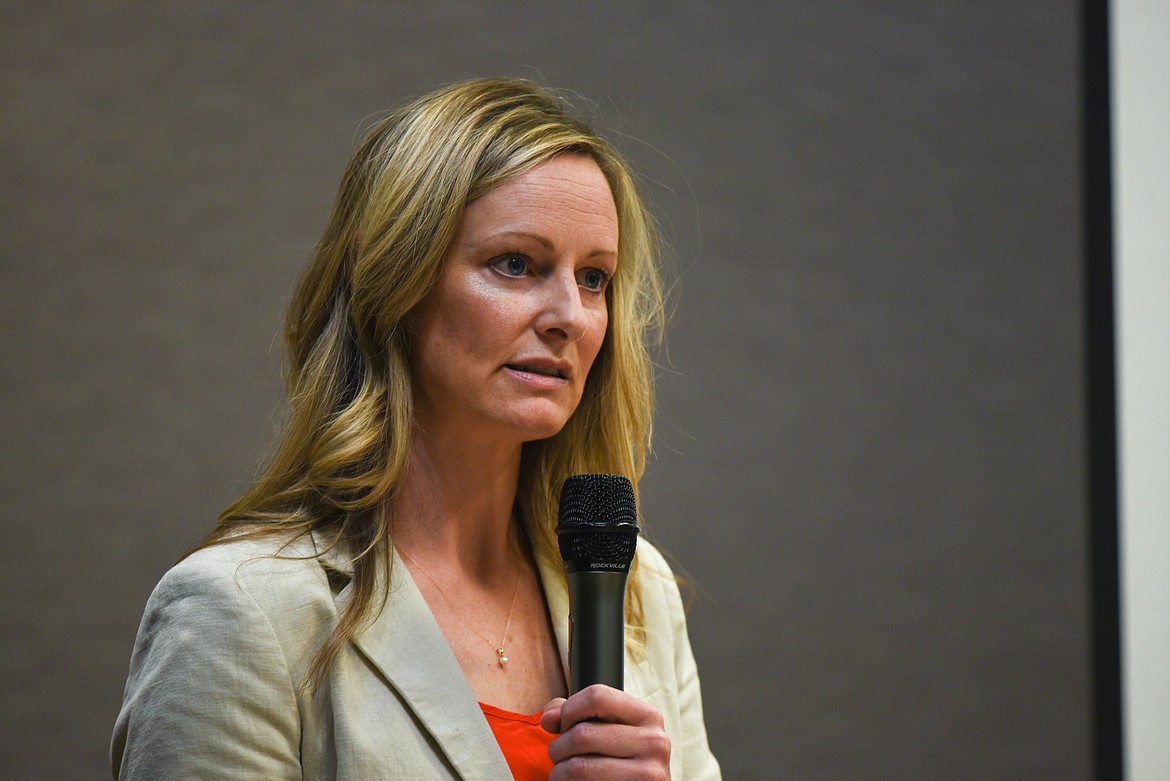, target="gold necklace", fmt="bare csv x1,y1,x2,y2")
399,548,521,669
